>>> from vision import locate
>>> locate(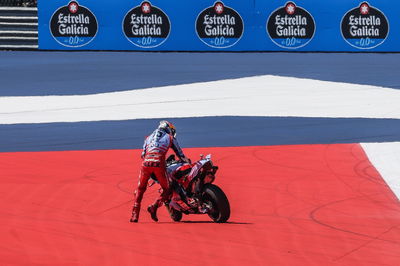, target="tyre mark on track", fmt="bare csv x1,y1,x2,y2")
332,225,400,262
309,194,400,245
